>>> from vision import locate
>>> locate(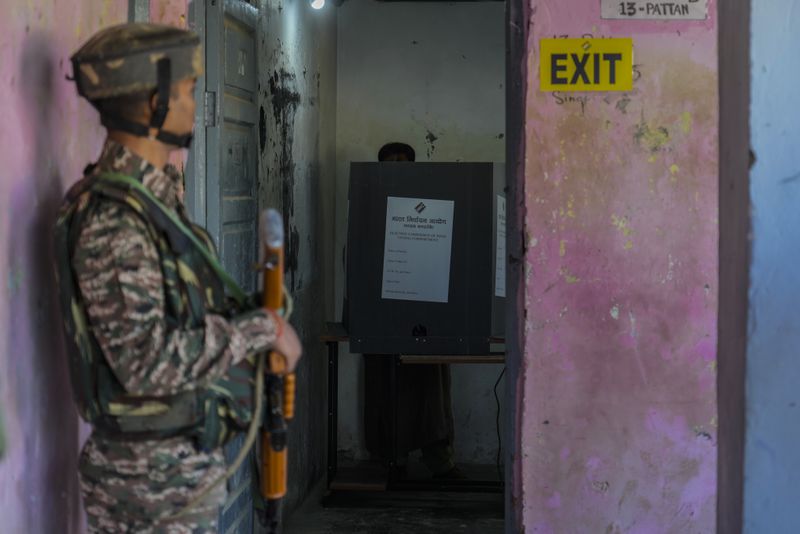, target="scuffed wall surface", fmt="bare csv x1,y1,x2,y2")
744,1,800,532
258,0,337,515
335,0,506,466
520,2,719,531
0,2,128,533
